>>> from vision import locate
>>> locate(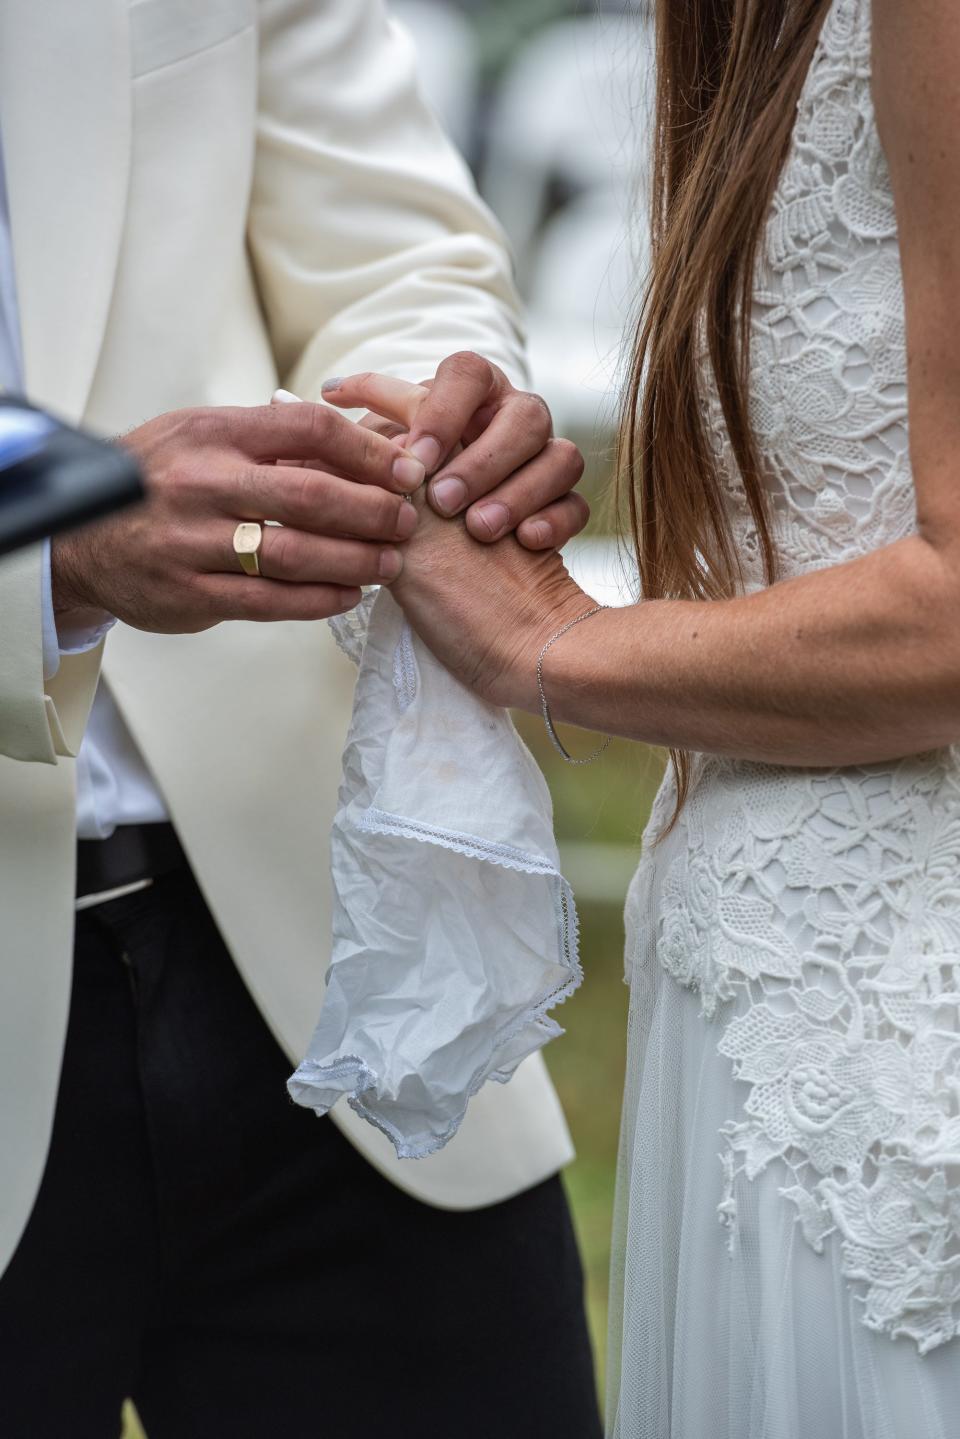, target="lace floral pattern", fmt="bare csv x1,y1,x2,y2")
634,0,960,1353
328,588,378,665
706,0,913,591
